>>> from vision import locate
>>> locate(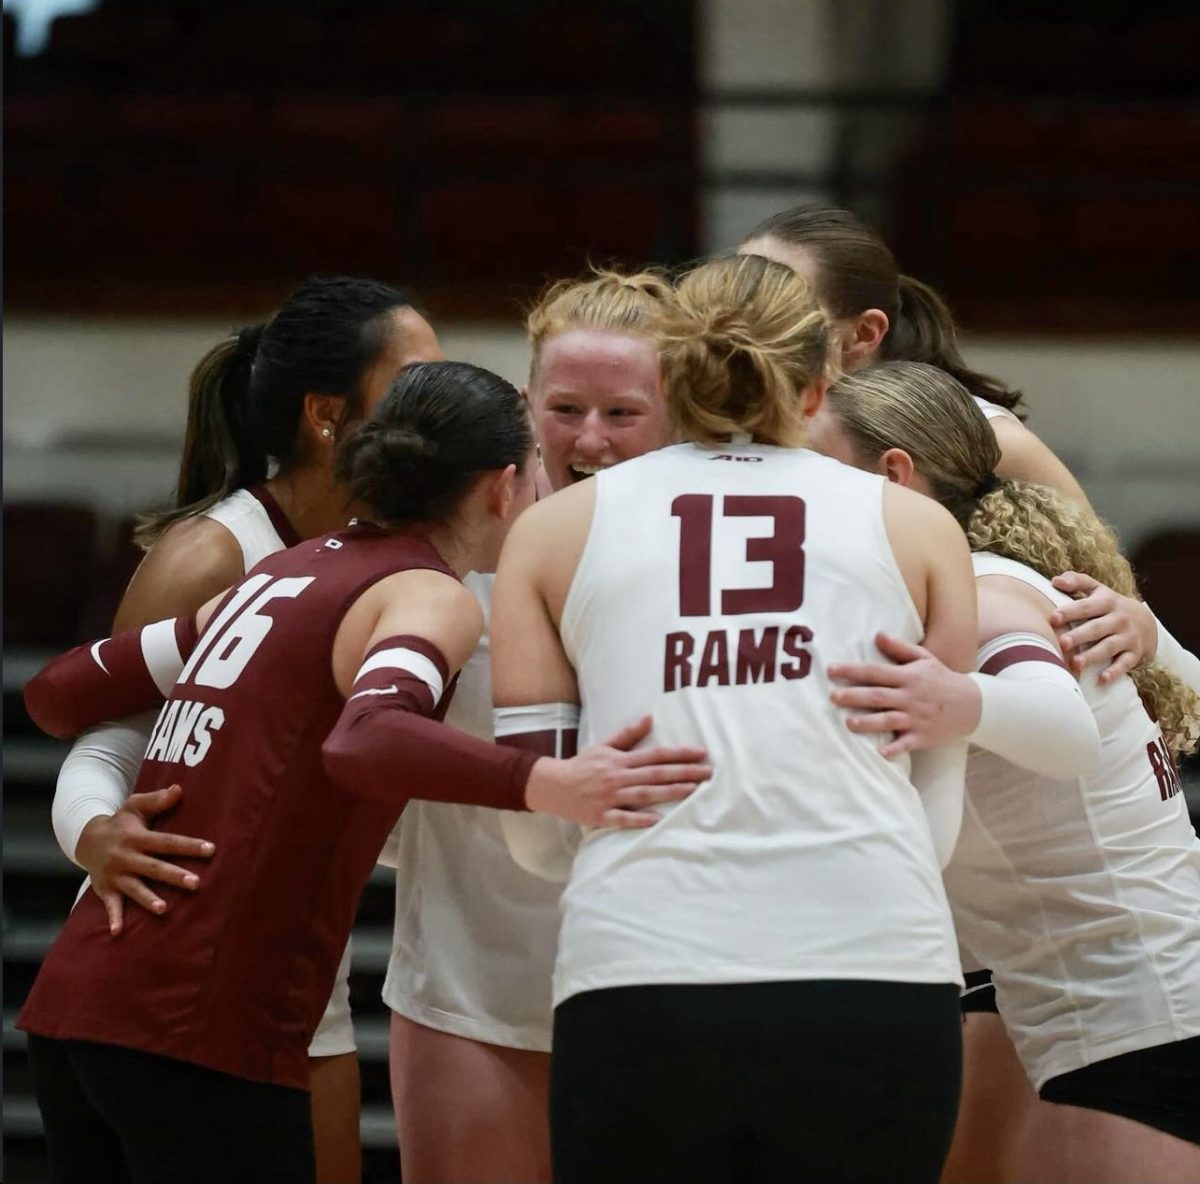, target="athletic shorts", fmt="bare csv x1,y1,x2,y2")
959,968,998,1015
28,1035,314,1184
552,980,962,1184
306,940,355,1058
1040,1034,1200,1146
